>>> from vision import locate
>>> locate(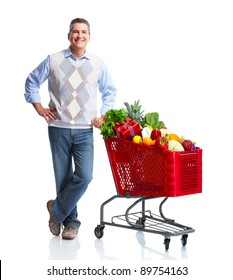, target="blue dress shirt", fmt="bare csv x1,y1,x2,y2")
24,48,116,116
